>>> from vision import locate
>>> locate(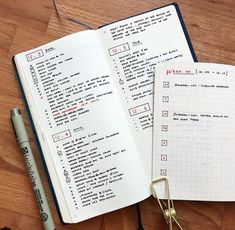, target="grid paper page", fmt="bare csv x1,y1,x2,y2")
153,63,235,201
